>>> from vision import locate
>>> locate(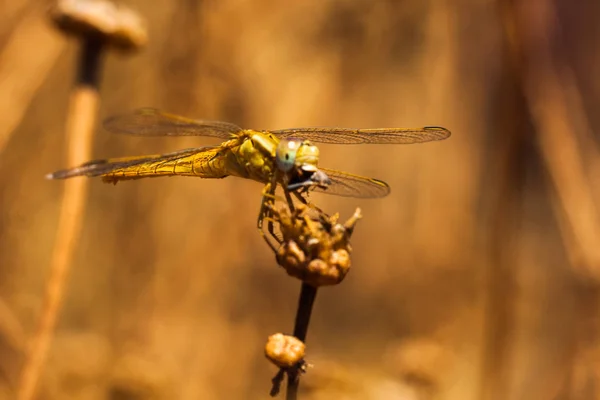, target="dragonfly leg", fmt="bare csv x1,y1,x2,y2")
292,191,308,205
283,189,296,213
292,191,325,215
257,183,277,252
257,182,283,252
266,184,286,246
